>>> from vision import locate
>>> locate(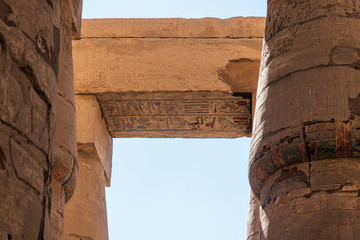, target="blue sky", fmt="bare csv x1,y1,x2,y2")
82,0,266,19
108,138,252,240
82,1,267,239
